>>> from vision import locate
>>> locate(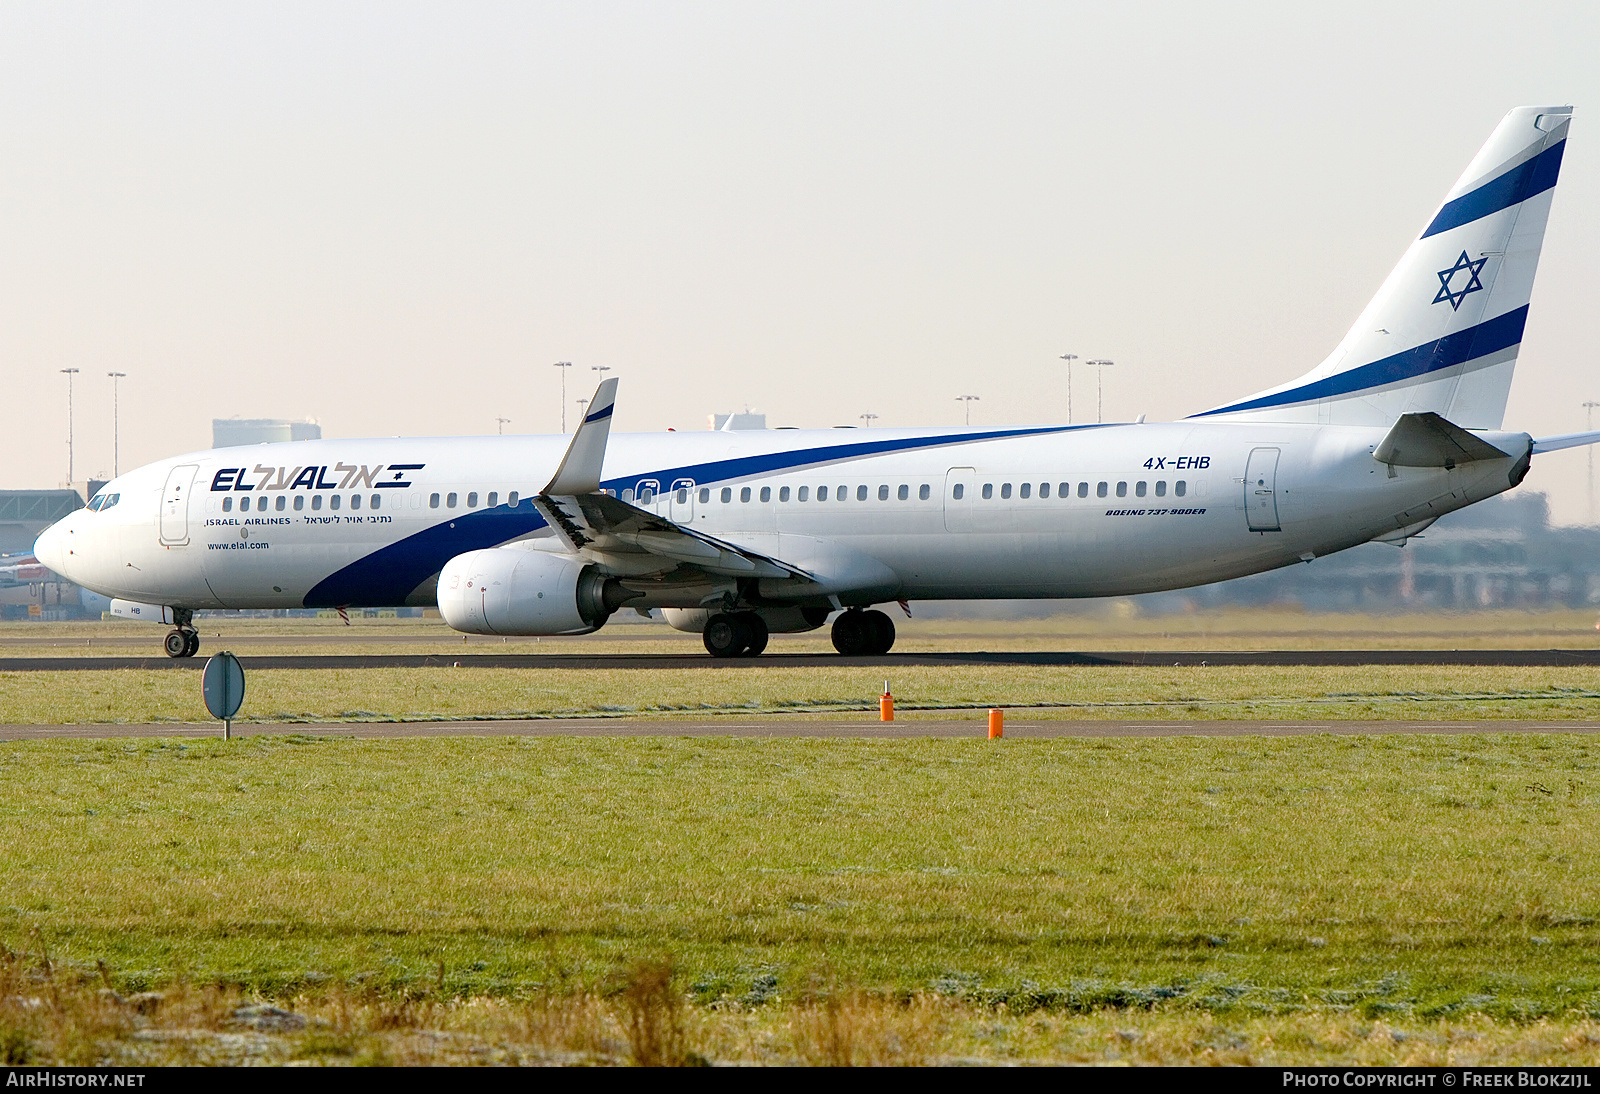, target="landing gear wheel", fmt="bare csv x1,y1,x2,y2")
703,612,751,658
830,610,868,656
861,609,895,655
164,630,188,658
183,631,200,658
831,609,895,656
735,612,769,657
